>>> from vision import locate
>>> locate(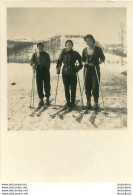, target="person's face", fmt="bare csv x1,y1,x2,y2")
85,38,94,47
37,44,44,52
66,42,73,50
